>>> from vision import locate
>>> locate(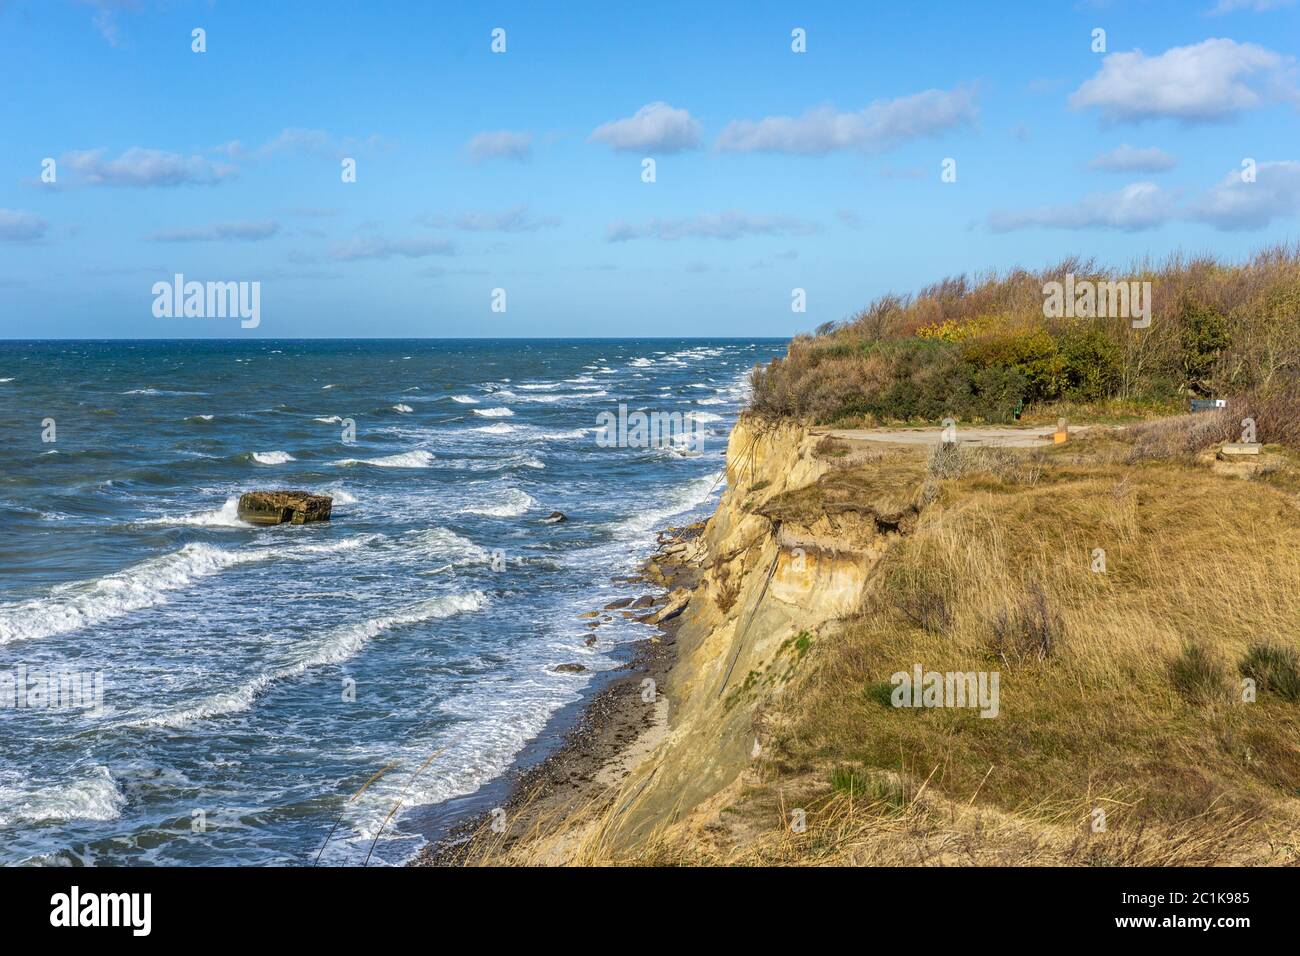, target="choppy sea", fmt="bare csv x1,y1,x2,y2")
0,338,787,865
